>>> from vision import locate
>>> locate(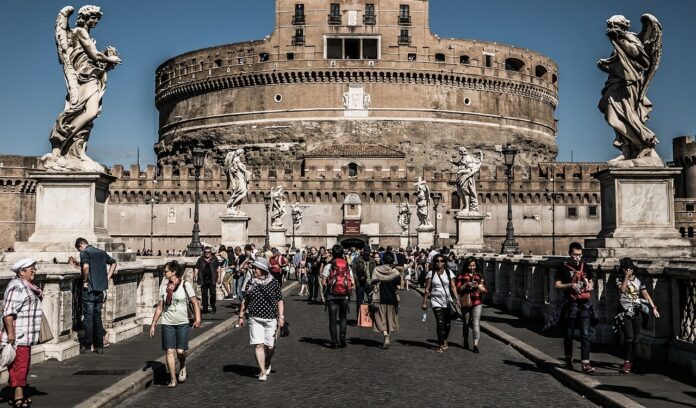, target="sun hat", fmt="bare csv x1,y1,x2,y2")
11,258,37,274
251,257,270,273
